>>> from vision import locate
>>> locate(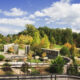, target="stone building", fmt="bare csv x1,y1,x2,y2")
25,45,30,55
41,48,60,59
